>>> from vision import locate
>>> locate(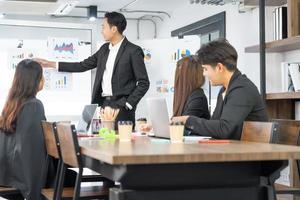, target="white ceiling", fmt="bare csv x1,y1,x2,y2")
0,0,188,19
77,0,186,12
